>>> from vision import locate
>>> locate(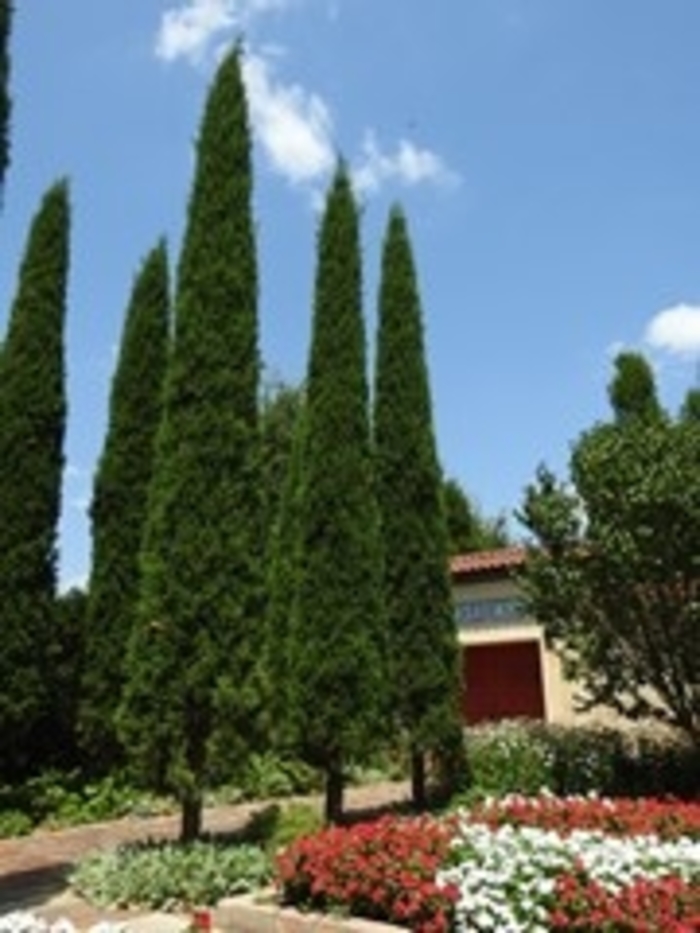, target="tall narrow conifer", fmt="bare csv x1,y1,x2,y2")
118,47,261,841
80,241,170,769
0,180,69,778
287,165,386,823
259,384,304,745
373,207,464,808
